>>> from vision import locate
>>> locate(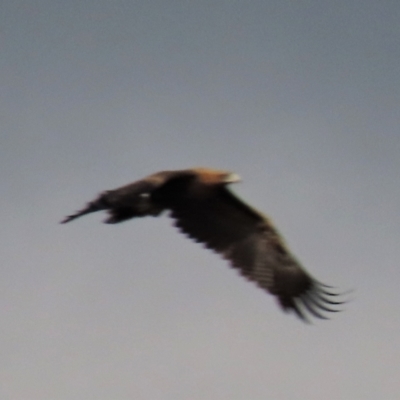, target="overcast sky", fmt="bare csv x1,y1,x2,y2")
2,1,400,399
